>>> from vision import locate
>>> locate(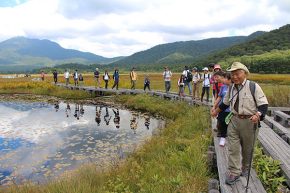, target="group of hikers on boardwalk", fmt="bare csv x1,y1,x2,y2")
43,61,269,187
